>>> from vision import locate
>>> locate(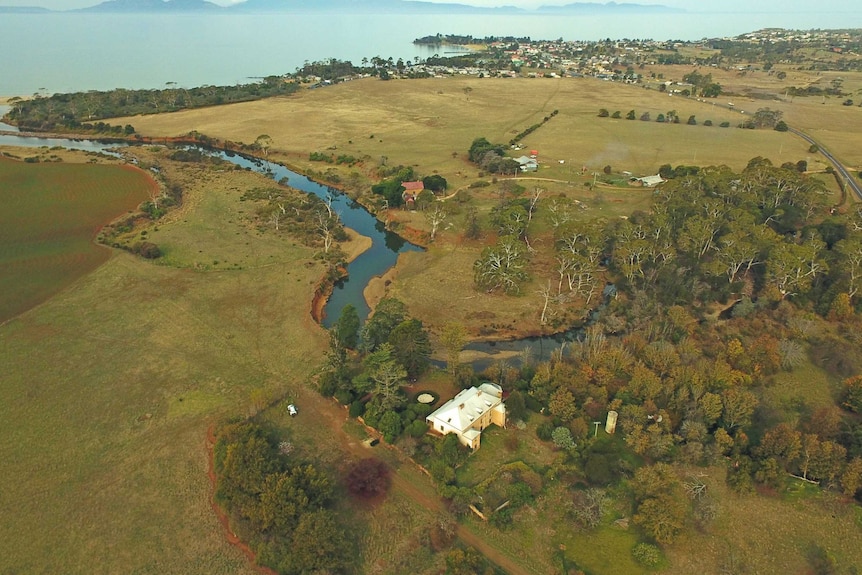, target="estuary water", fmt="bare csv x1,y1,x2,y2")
0,129,420,327
1,9,857,96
